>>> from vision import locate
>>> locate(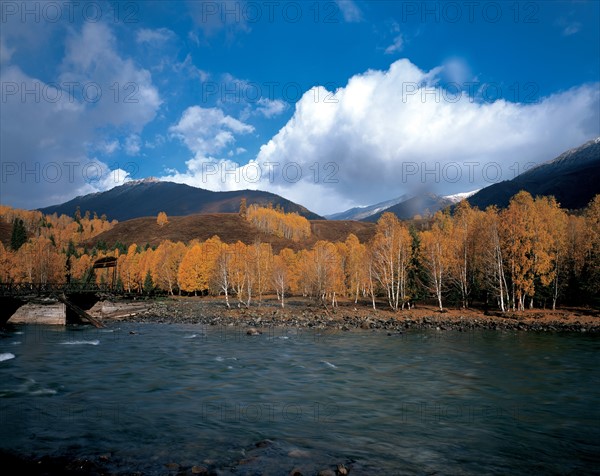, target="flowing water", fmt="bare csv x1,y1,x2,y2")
0,323,598,475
